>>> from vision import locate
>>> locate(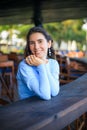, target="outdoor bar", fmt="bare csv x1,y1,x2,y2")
0,1,87,130
0,73,87,130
